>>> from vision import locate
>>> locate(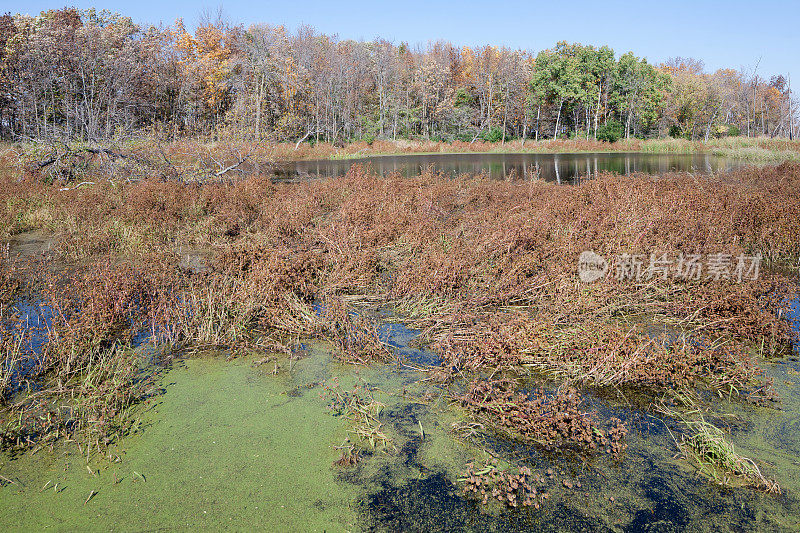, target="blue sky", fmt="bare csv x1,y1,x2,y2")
7,1,799,85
